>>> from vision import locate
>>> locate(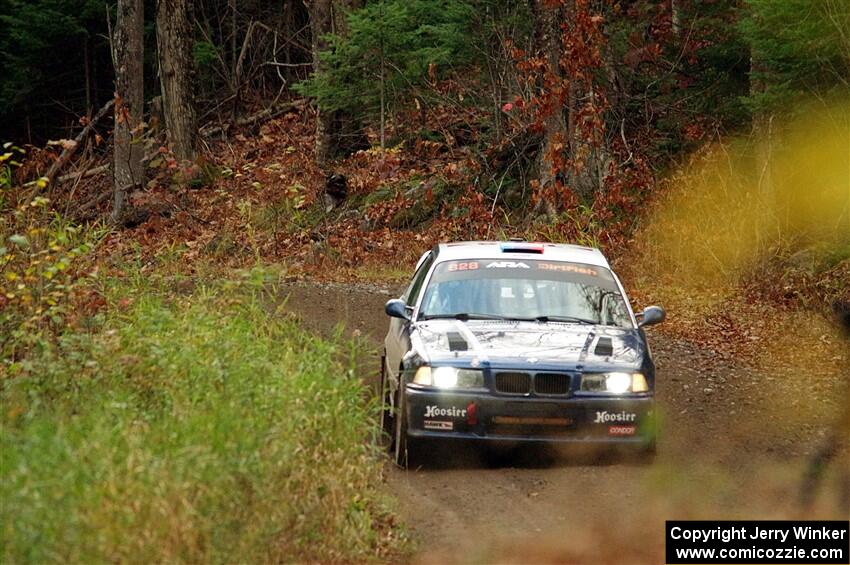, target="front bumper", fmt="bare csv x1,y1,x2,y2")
405,385,656,446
